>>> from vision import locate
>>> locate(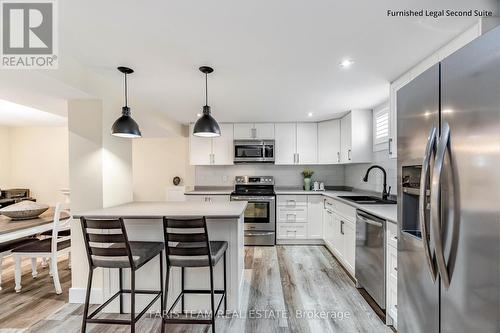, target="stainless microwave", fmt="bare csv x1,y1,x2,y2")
233,140,275,163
